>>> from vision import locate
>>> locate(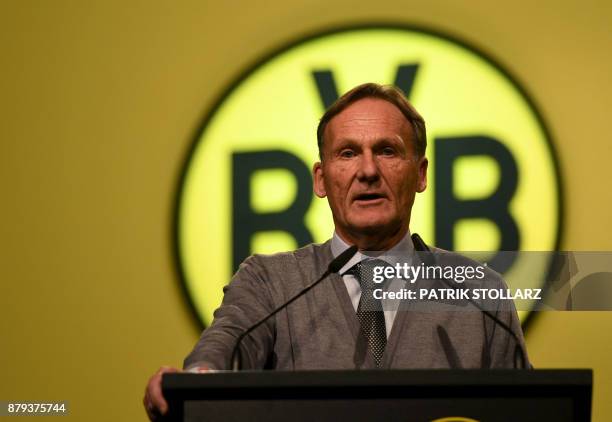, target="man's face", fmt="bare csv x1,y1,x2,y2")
313,98,428,245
